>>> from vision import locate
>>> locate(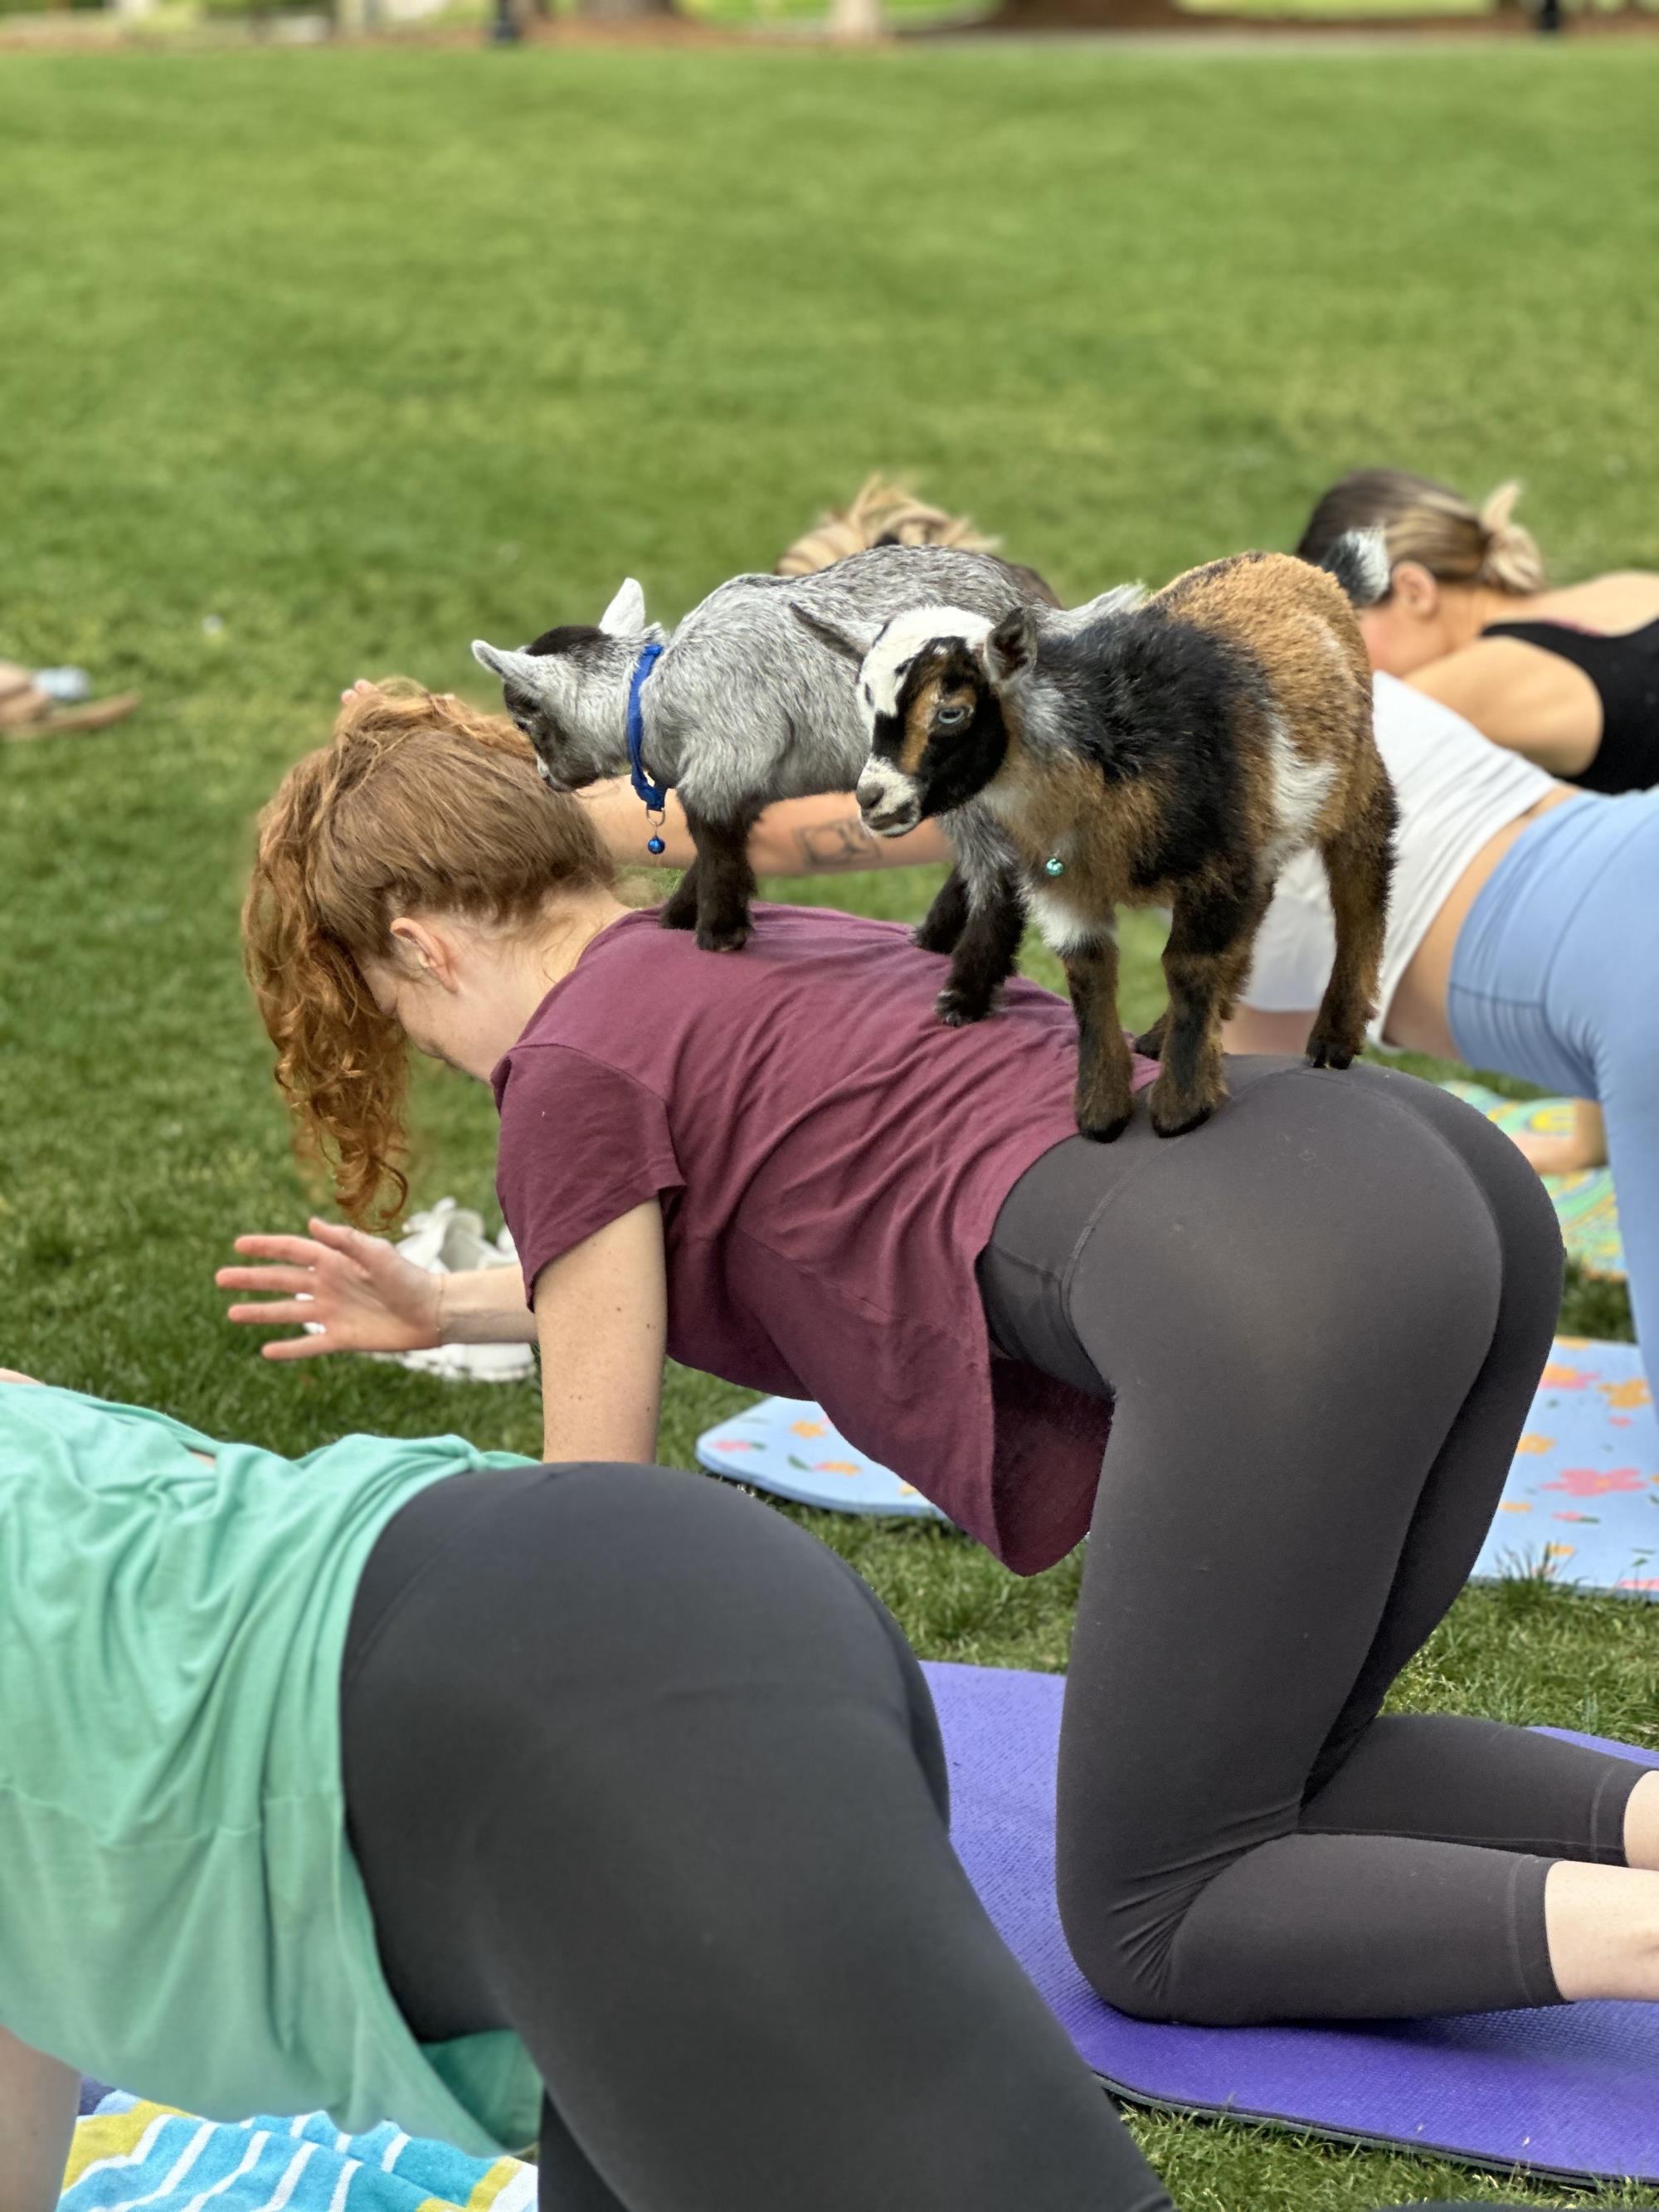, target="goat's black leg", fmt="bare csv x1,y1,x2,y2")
1148,881,1257,1138
1307,773,1398,1070
913,867,971,957
1061,935,1135,1142
659,854,701,933
677,801,762,953
1135,870,1271,1061
937,869,1024,1027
